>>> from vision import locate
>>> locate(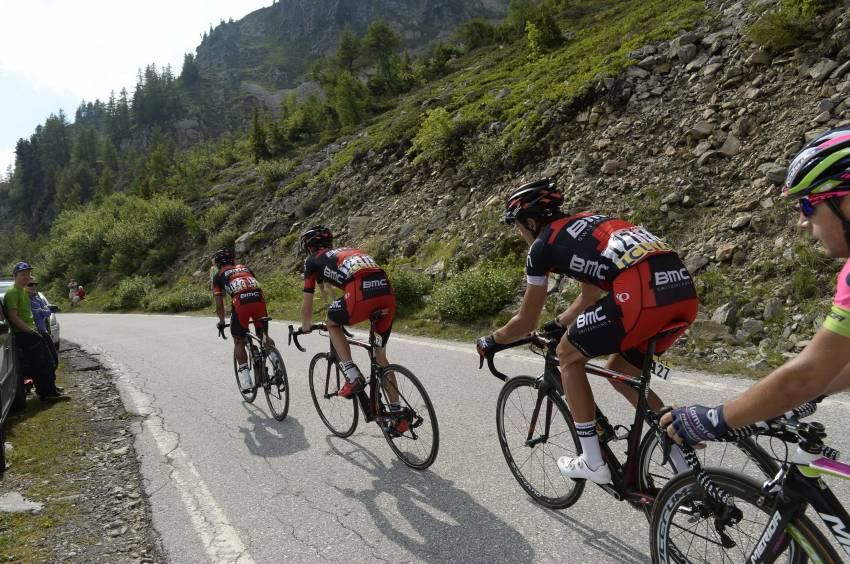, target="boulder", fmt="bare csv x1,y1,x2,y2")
691,320,729,341
809,59,839,82
689,121,715,140
763,297,783,321
716,242,737,262
719,134,742,157
711,302,738,328
234,231,257,255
